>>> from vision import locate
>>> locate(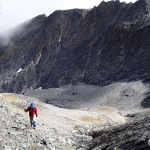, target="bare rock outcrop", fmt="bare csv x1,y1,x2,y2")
0,0,150,93
85,111,150,150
